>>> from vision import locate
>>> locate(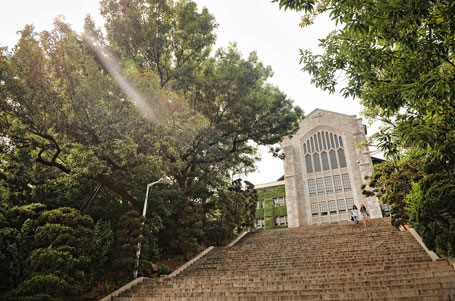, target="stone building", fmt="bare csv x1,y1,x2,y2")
255,109,383,229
